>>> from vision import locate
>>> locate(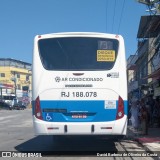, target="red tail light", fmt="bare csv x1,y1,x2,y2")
116,96,124,120
35,96,42,120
